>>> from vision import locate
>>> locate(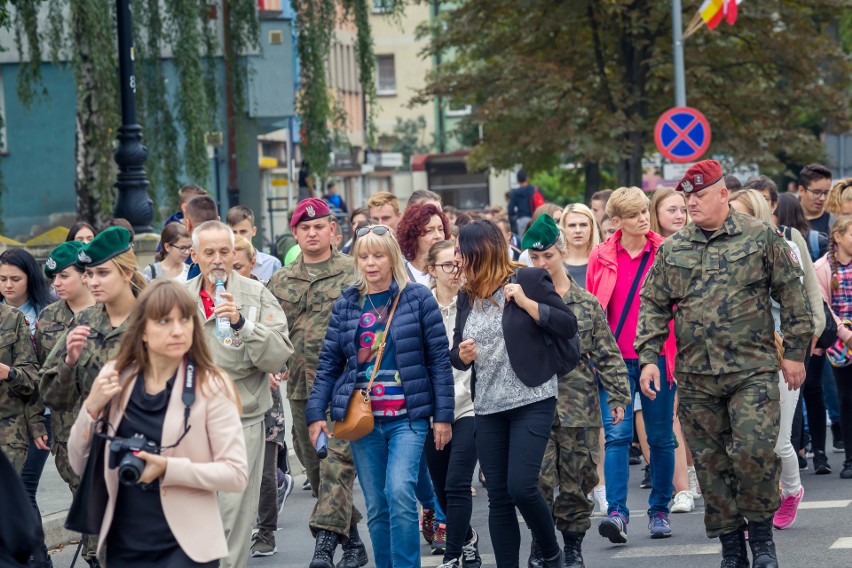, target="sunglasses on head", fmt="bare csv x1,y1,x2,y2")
356,225,391,238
